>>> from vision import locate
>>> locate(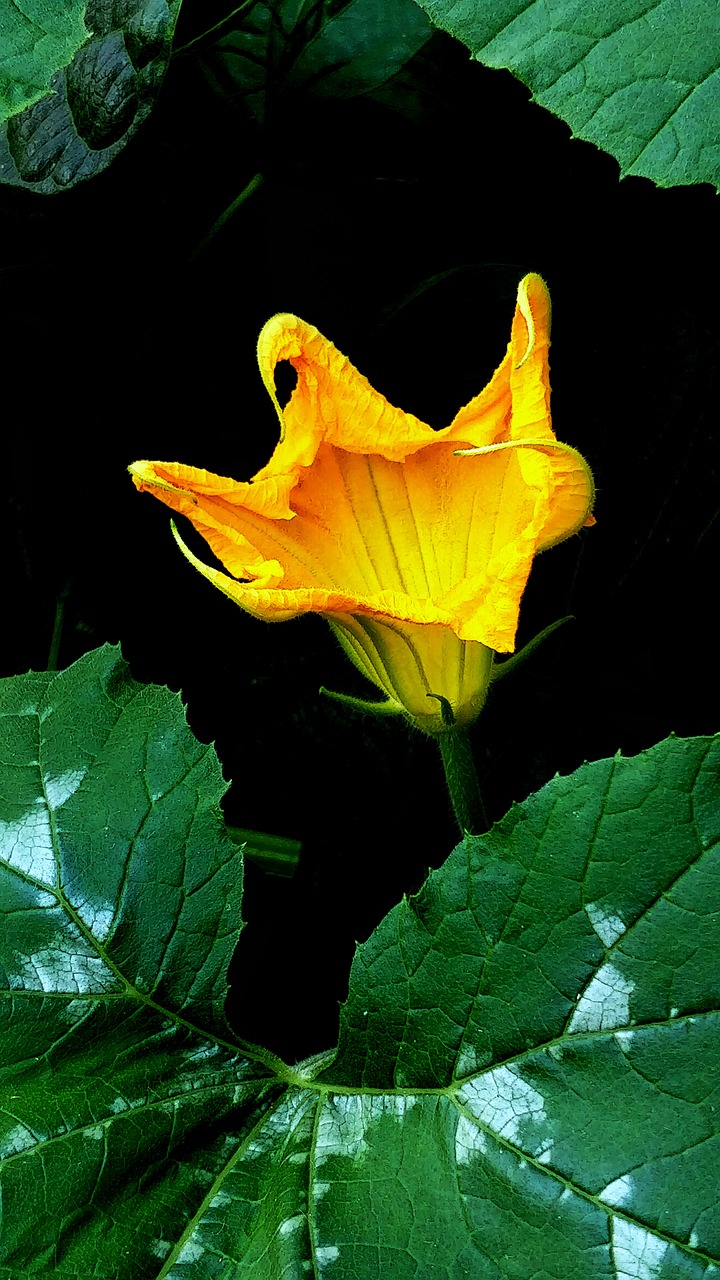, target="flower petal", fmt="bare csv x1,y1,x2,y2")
130,273,594,664
255,313,438,466
445,273,551,448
